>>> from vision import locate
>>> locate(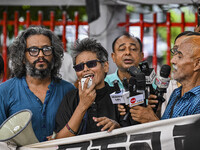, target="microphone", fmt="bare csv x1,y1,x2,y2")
124,72,147,124
128,66,141,77
152,64,171,112
139,61,156,95
134,73,148,107
113,80,121,94
110,80,129,105
122,77,129,92
127,66,147,107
